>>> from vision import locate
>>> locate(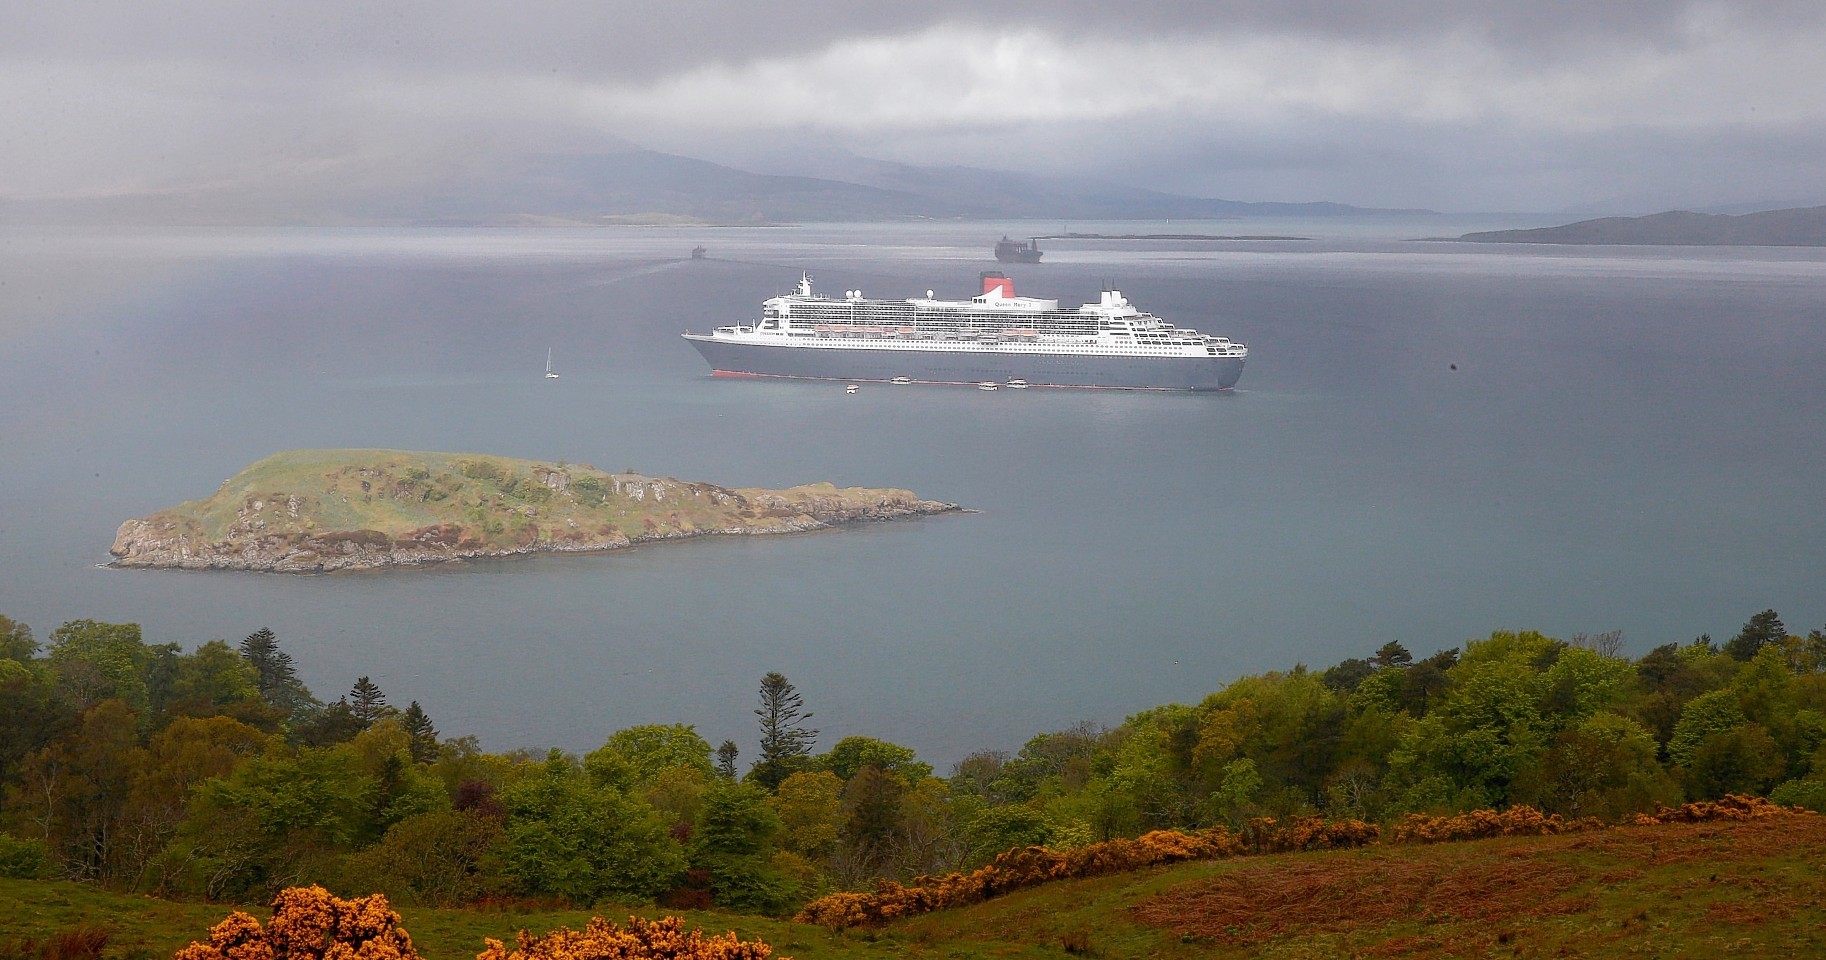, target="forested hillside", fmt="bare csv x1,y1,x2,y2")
2,609,1823,914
